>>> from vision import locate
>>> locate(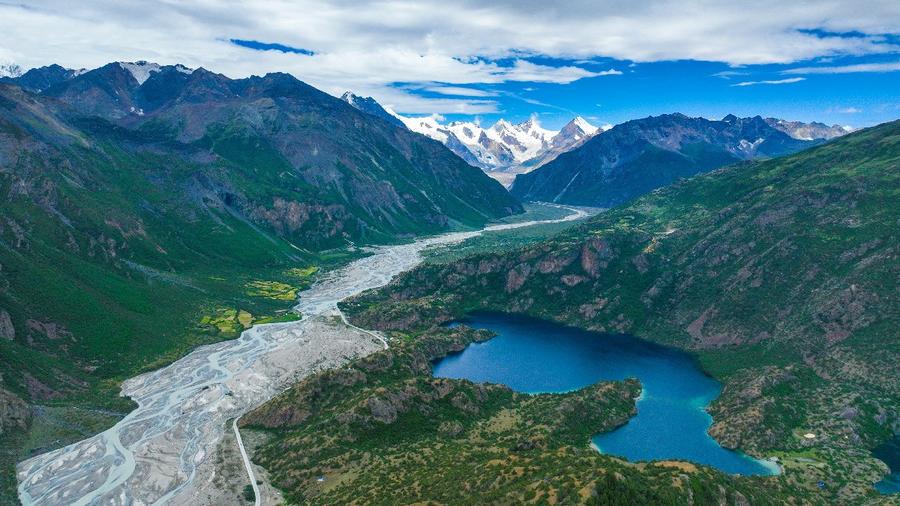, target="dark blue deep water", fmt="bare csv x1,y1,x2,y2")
434,313,779,476
873,436,900,494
